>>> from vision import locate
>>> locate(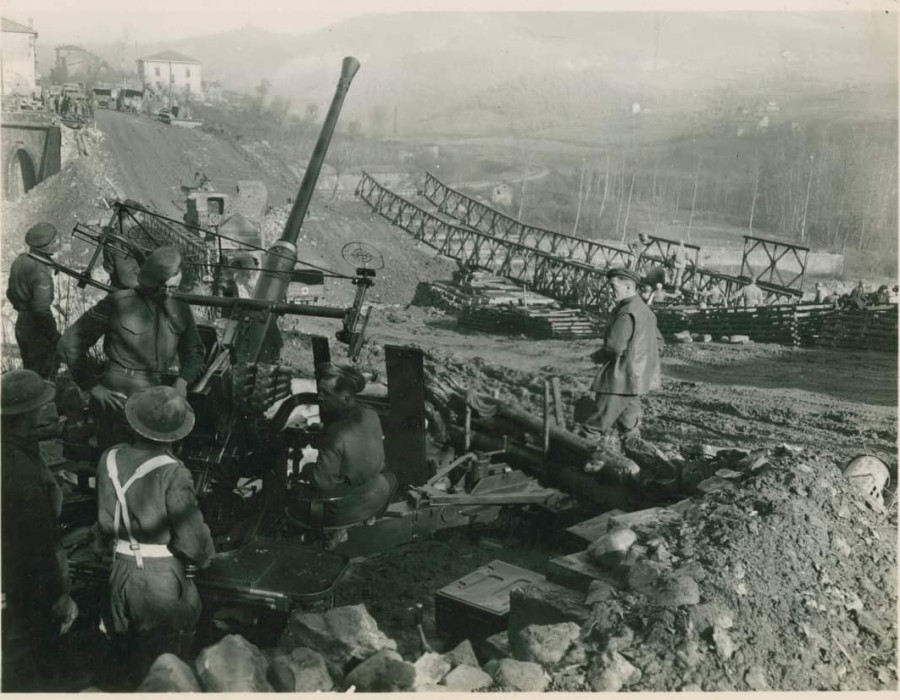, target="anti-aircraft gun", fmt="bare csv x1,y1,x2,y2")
49,57,566,617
